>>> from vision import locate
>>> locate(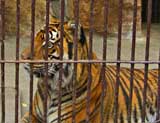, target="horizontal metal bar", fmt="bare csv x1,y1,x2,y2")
0,60,159,64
